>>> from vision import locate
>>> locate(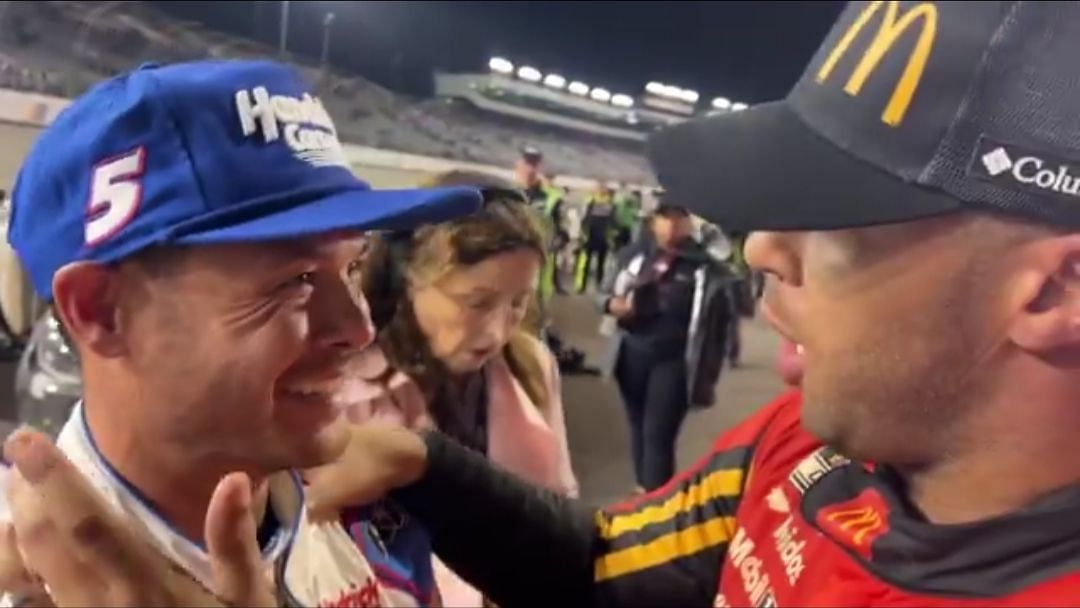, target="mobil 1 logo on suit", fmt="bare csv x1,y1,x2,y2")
971,137,1080,199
